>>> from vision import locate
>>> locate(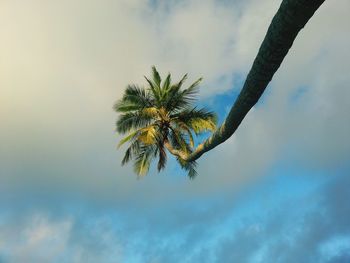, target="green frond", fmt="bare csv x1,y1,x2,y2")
171,108,217,134
118,123,159,148
116,112,153,134
118,130,139,148
122,147,132,165
134,154,151,176
166,77,203,113
151,66,161,87
162,73,171,92
124,84,148,99
177,158,198,179
168,127,192,153
181,77,202,100
175,123,194,148
163,75,187,111
157,142,167,172
121,140,141,165
144,76,156,90
176,74,188,90
114,85,151,113
133,145,157,176
188,77,203,89
114,100,139,112
145,76,161,105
